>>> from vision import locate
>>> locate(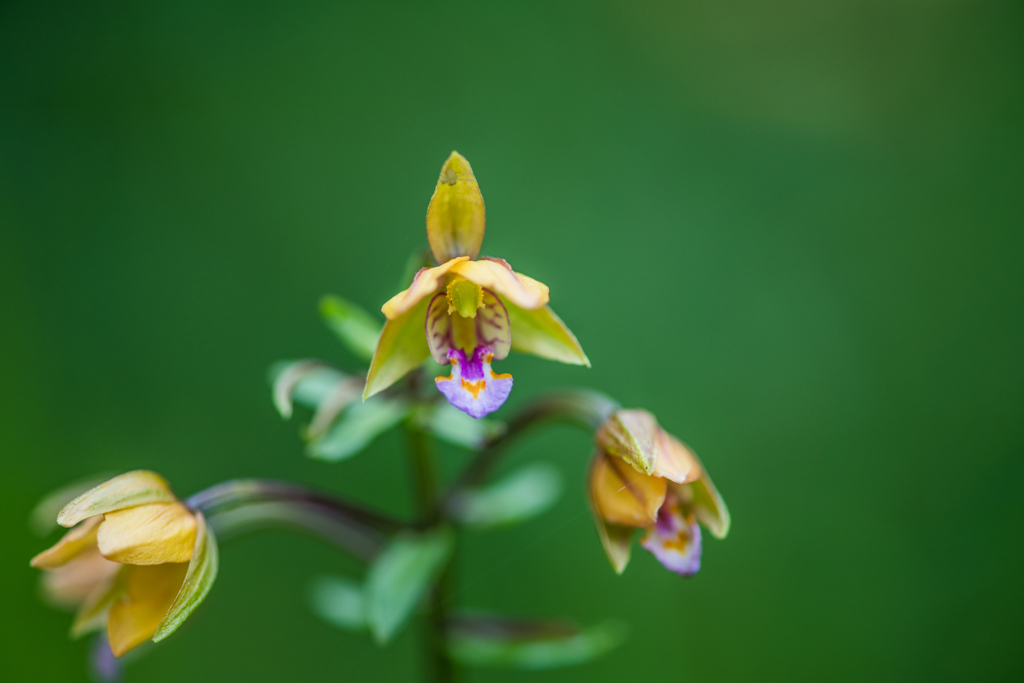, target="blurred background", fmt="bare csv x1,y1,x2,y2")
1,1,1022,681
